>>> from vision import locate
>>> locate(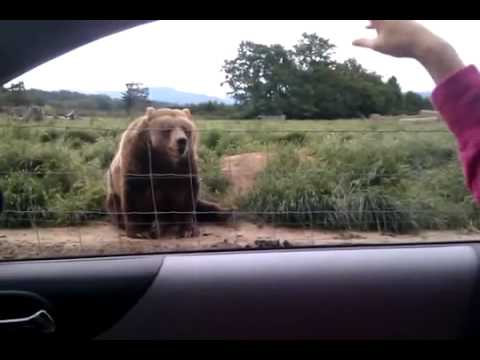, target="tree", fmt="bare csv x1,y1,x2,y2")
292,33,336,71
6,81,29,106
0,85,7,107
8,81,25,93
222,41,294,117
122,82,149,115
403,91,427,115
384,76,403,115
222,33,421,119
96,95,113,111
